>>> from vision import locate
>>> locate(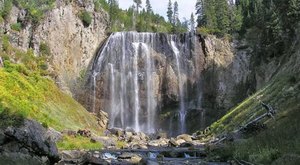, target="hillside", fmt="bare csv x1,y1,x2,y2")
203,37,300,164
0,62,102,133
